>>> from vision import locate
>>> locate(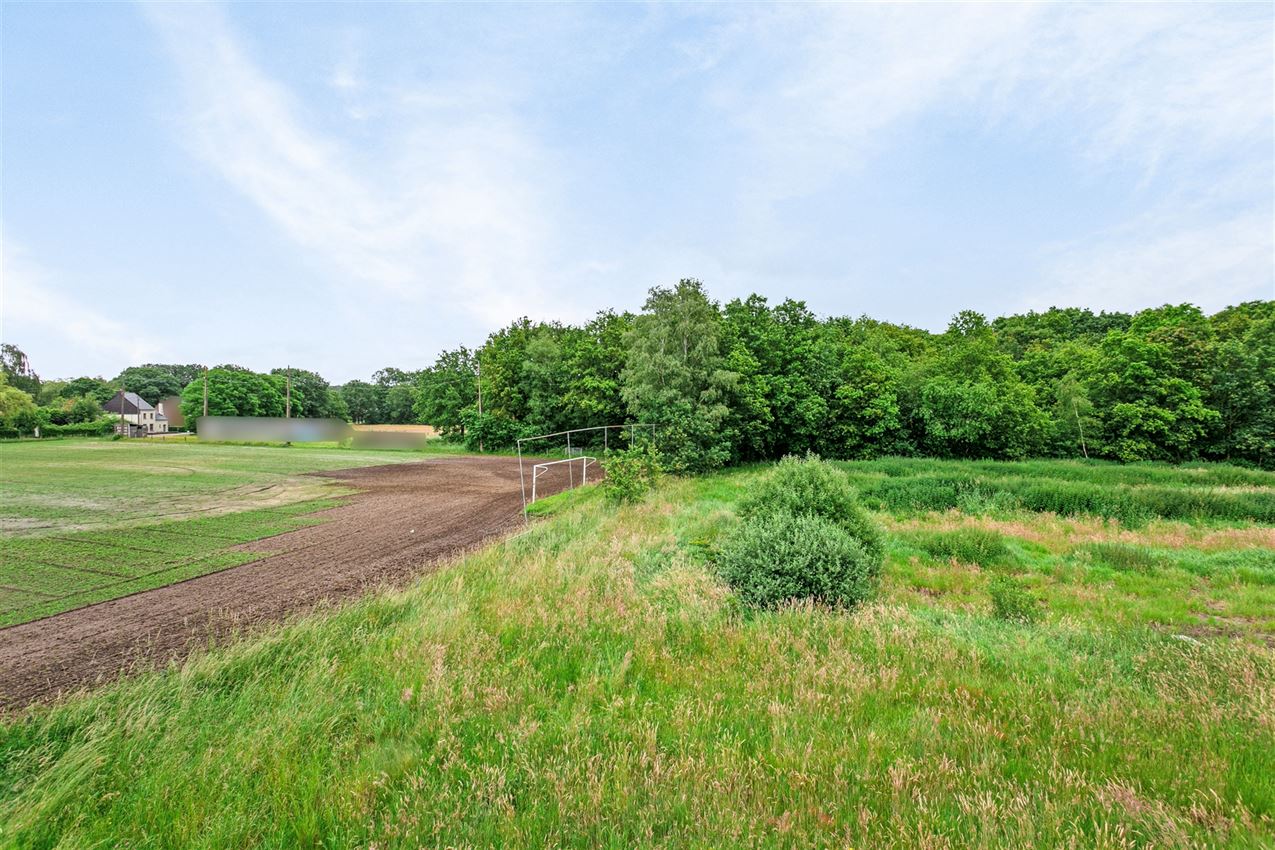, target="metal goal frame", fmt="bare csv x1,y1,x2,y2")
516,423,657,519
